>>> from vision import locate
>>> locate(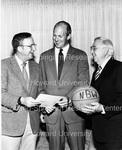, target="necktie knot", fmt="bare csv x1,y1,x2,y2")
59,49,63,58
97,66,102,73
98,65,102,70
59,49,63,54
22,62,27,68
